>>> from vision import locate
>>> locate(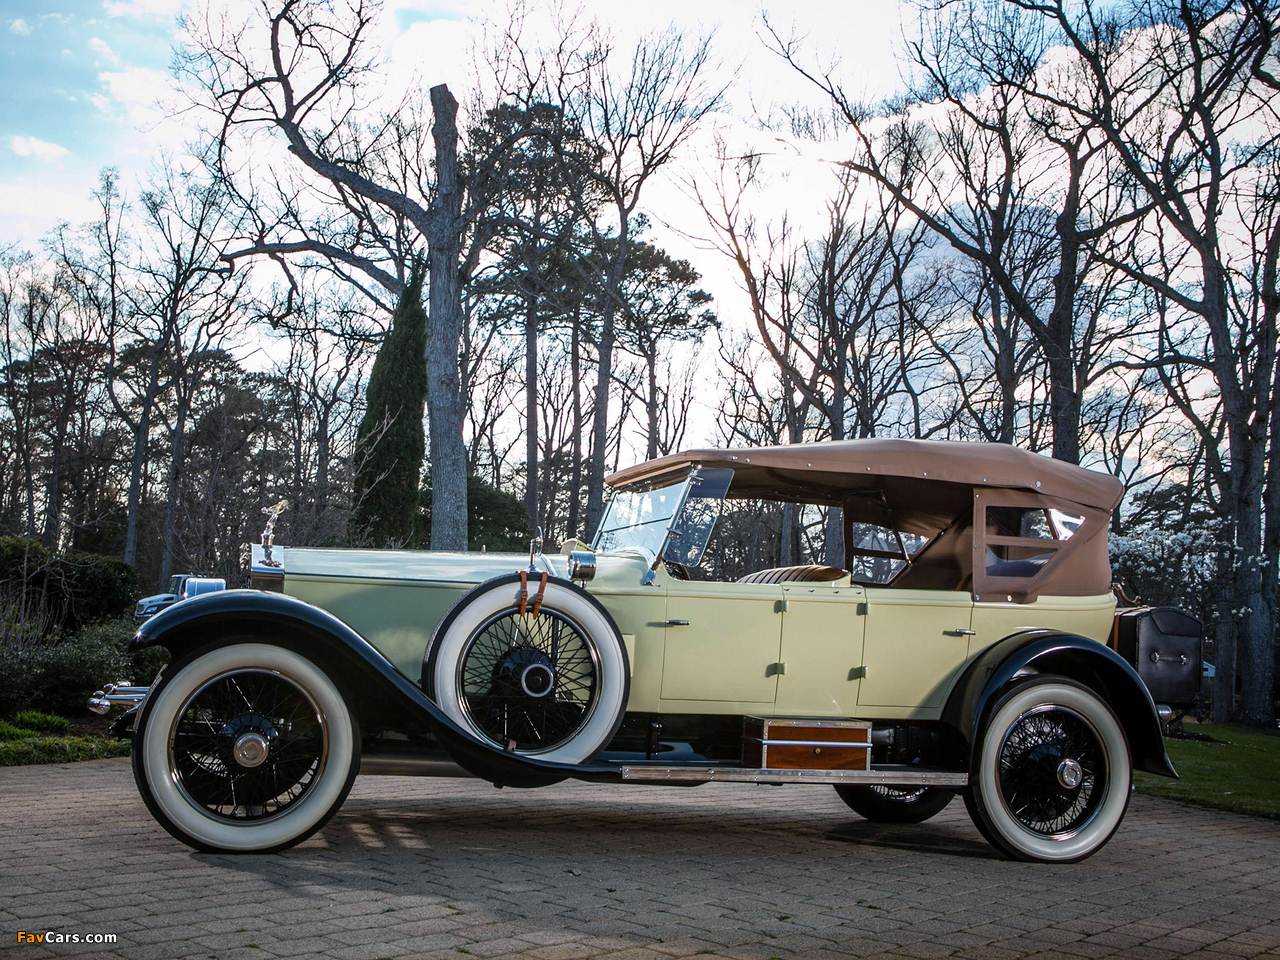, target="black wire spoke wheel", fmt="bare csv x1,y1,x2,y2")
457,607,599,752
834,783,955,823
168,668,328,823
997,704,1105,838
